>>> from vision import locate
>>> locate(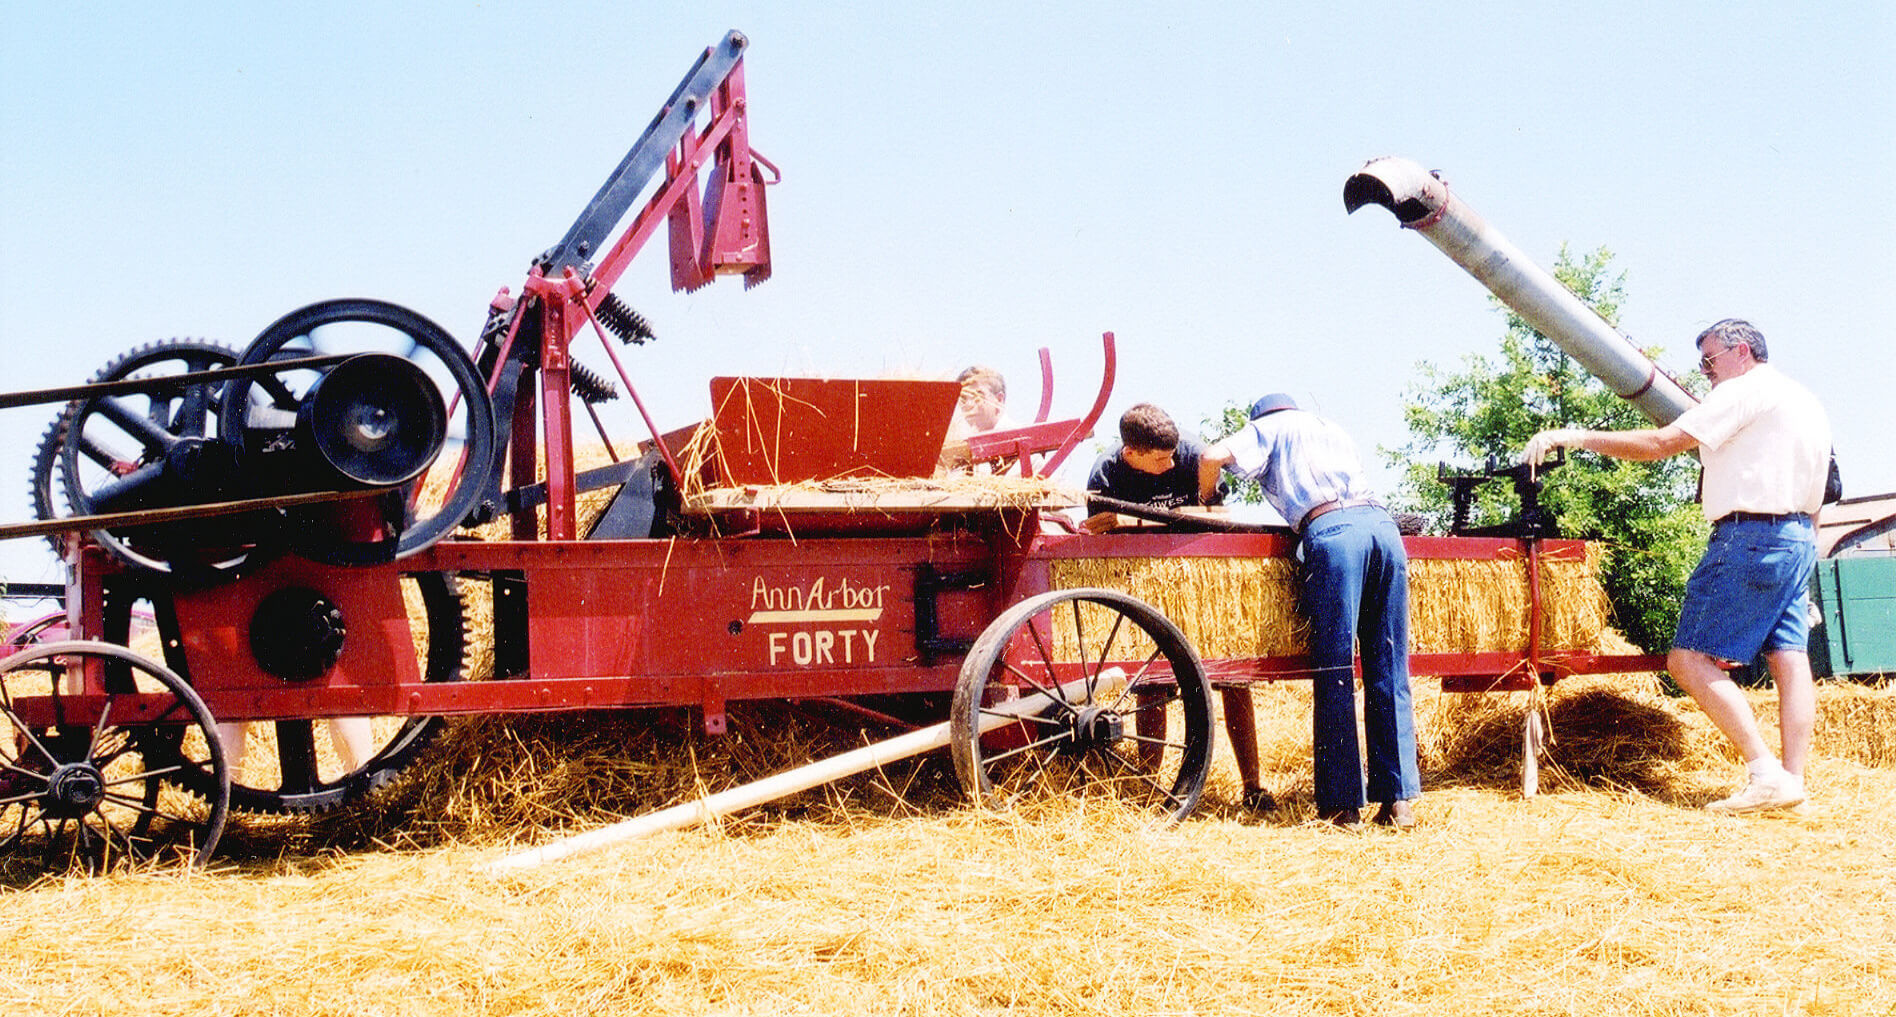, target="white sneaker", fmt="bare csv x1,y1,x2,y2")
1706,772,1807,814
